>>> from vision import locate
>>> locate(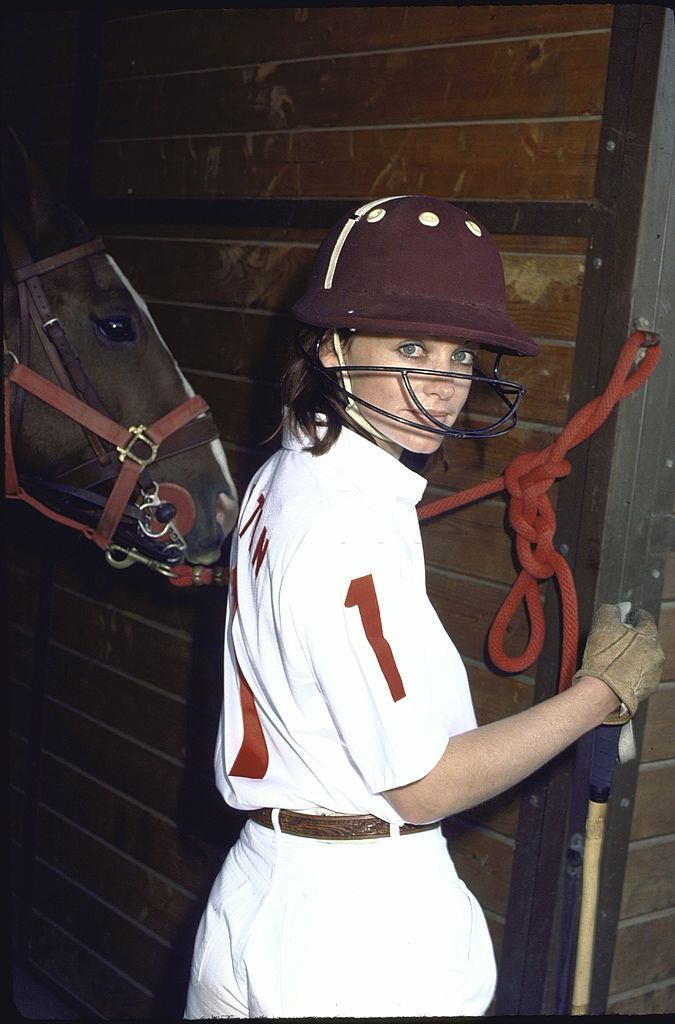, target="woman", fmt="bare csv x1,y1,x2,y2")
185,195,663,1018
